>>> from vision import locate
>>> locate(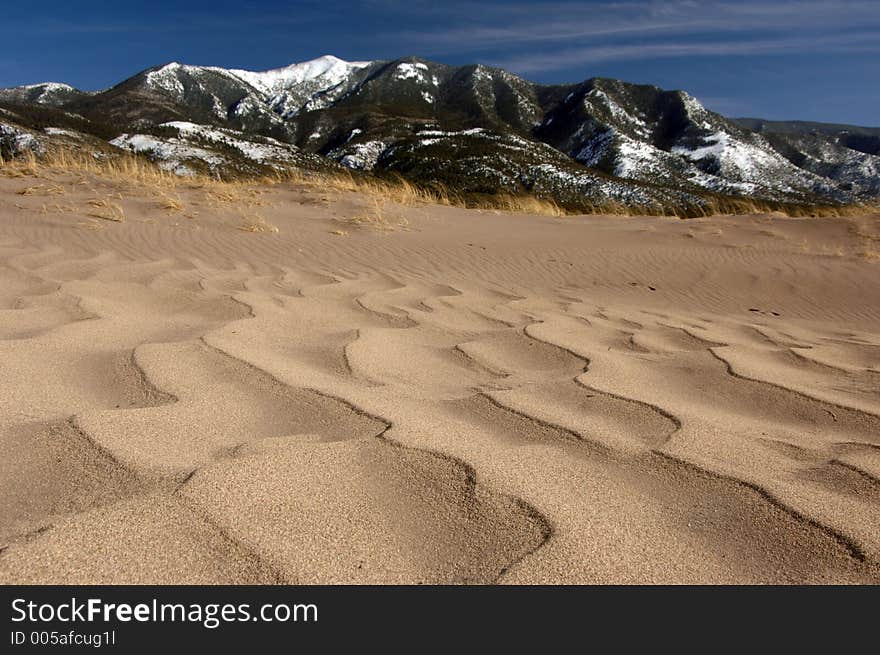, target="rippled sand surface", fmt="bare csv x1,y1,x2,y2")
2,176,879,583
